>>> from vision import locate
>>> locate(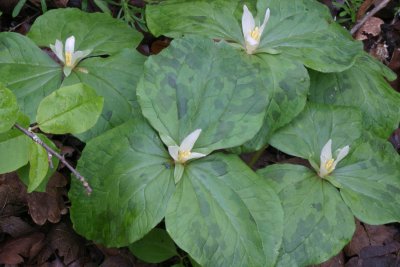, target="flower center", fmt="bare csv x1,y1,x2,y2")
65,52,72,67
324,159,335,174
178,150,191,163
250,27,261,41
